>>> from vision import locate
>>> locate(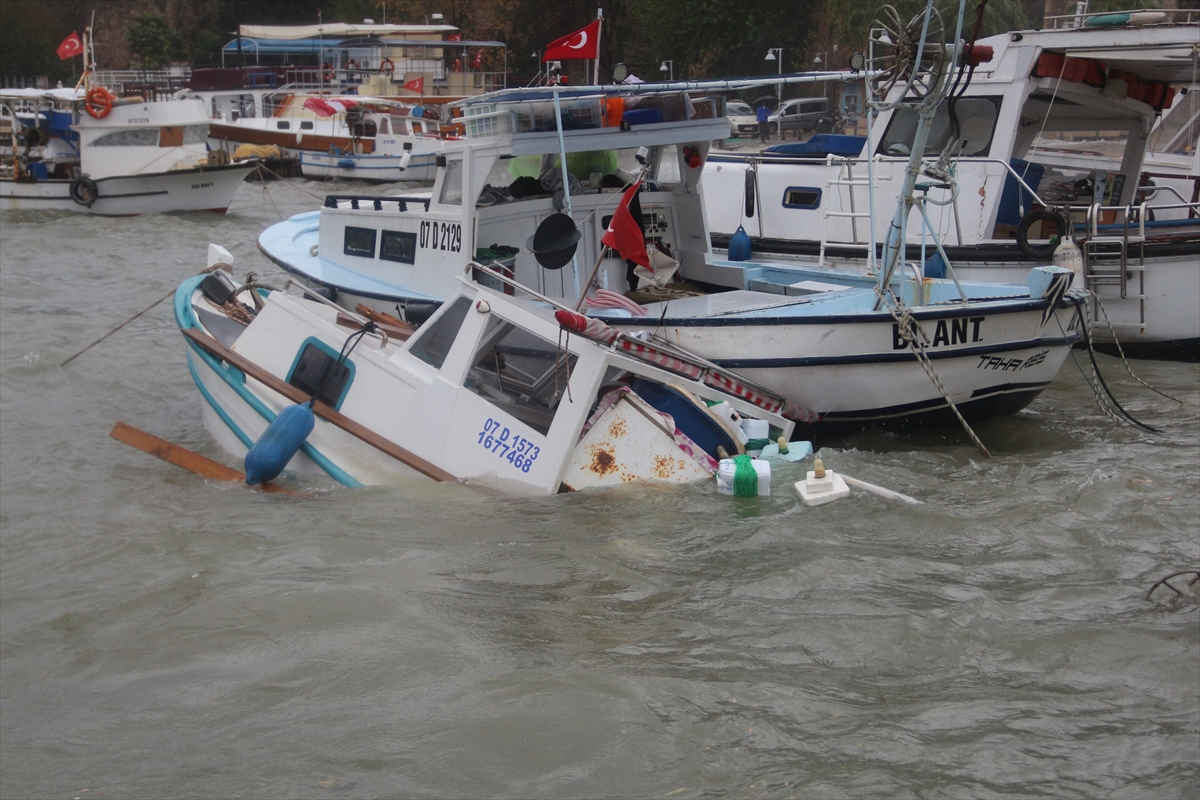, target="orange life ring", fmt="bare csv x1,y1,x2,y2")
84,87,115,119
380,58,395,73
